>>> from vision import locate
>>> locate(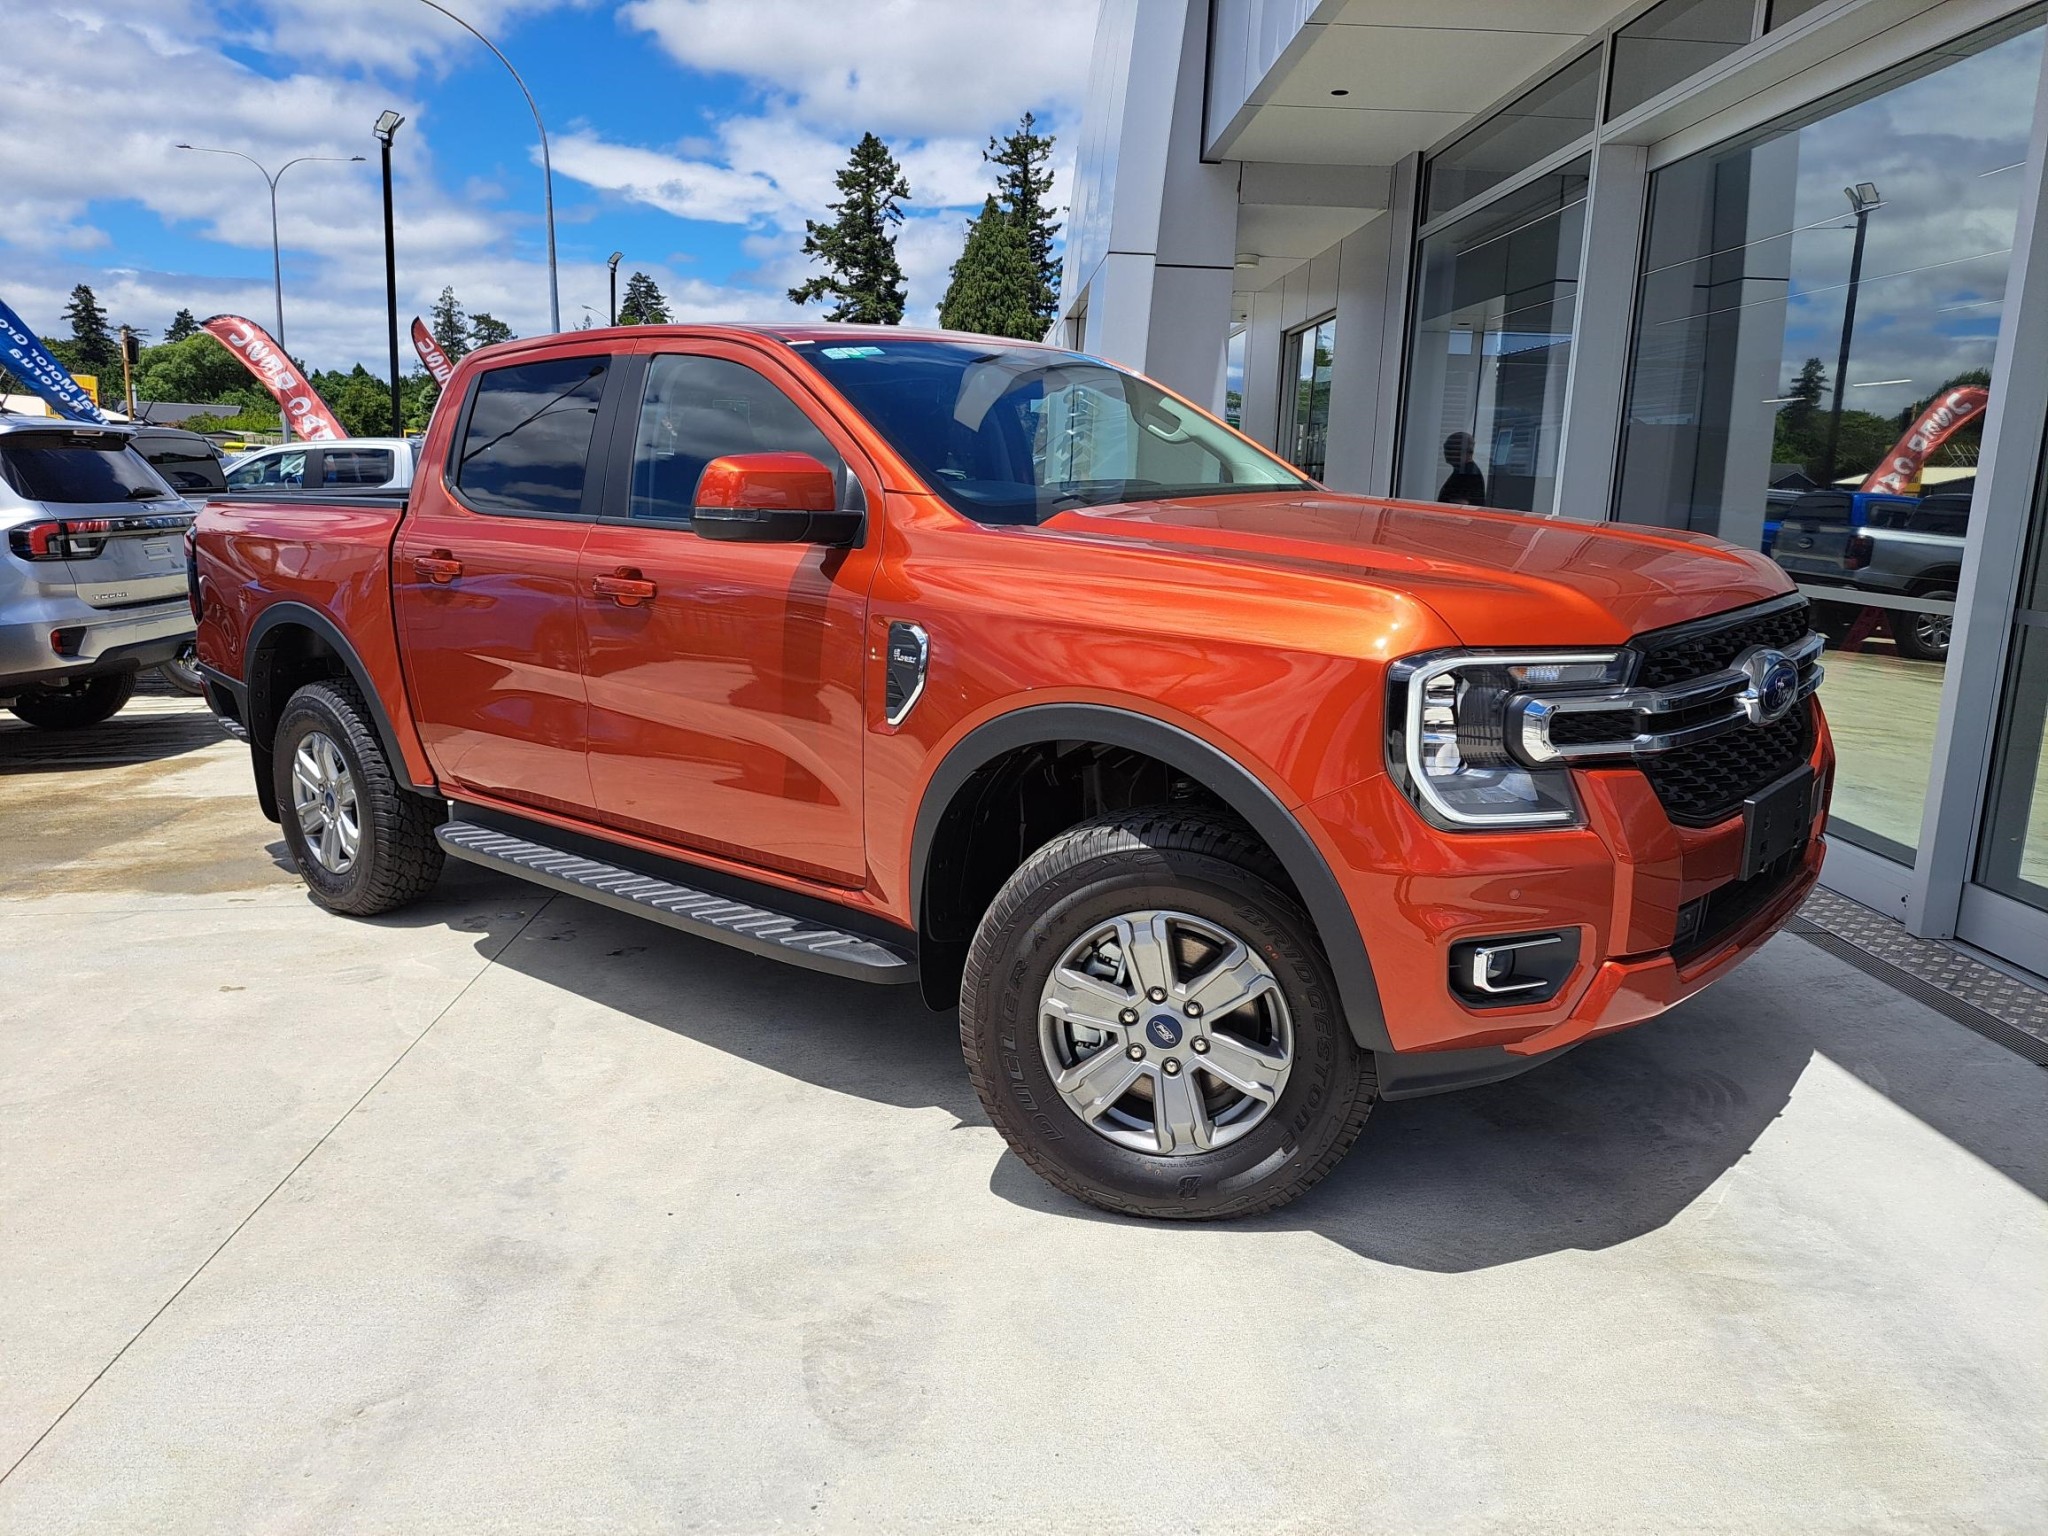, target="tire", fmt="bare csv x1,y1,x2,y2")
960,808,1376,1221
155,644,207,696
1889,587,1955,662
9,670,135,729
273,679,444,916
